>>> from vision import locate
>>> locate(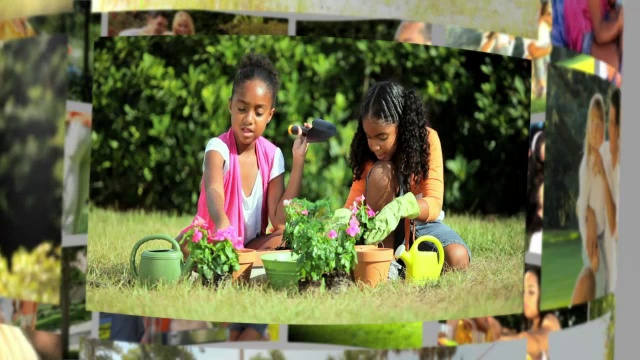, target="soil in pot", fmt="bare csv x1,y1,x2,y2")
201,273,231,288
323,270,351,293
298,278,323,292
232,249,256,283
353,248,393,287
